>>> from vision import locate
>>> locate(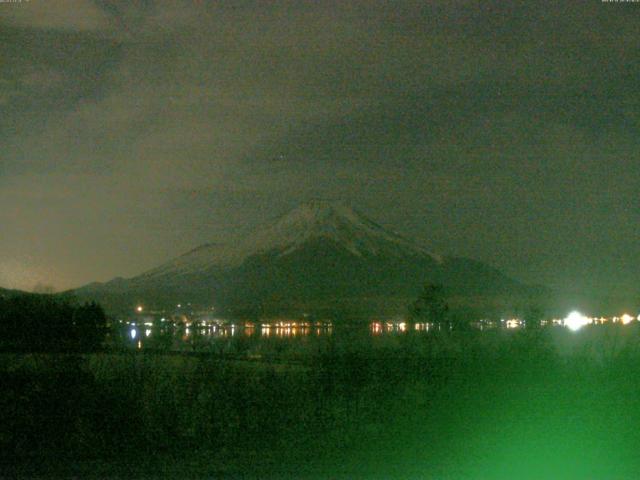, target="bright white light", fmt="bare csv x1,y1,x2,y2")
621,314,634,325
506,319,521,329
145,329,152,337
564,311,589,331
136,306,143,313
130,328,137,339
